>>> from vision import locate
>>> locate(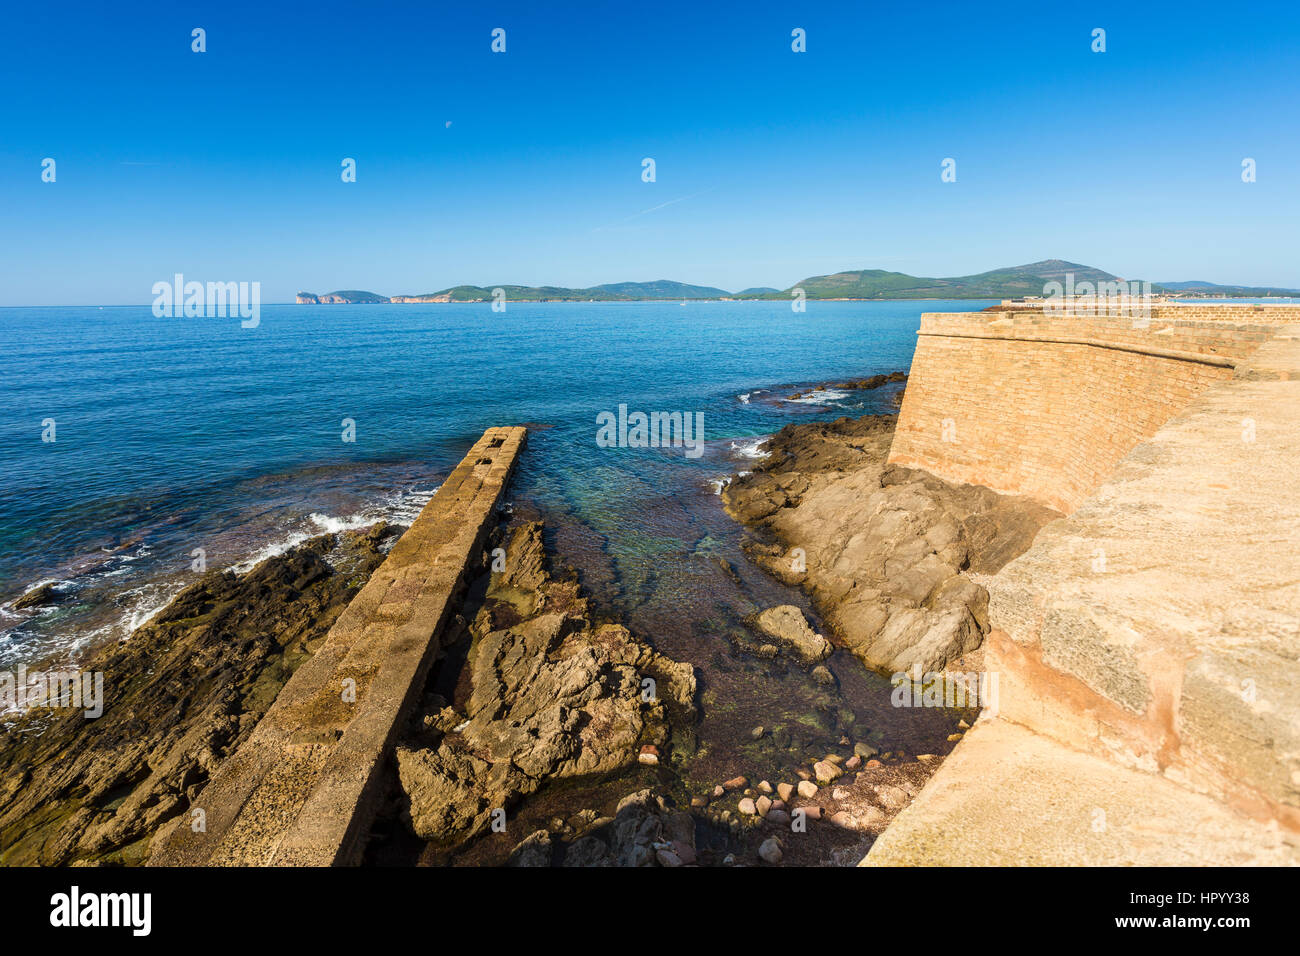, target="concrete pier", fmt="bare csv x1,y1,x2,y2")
152,426,526,866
